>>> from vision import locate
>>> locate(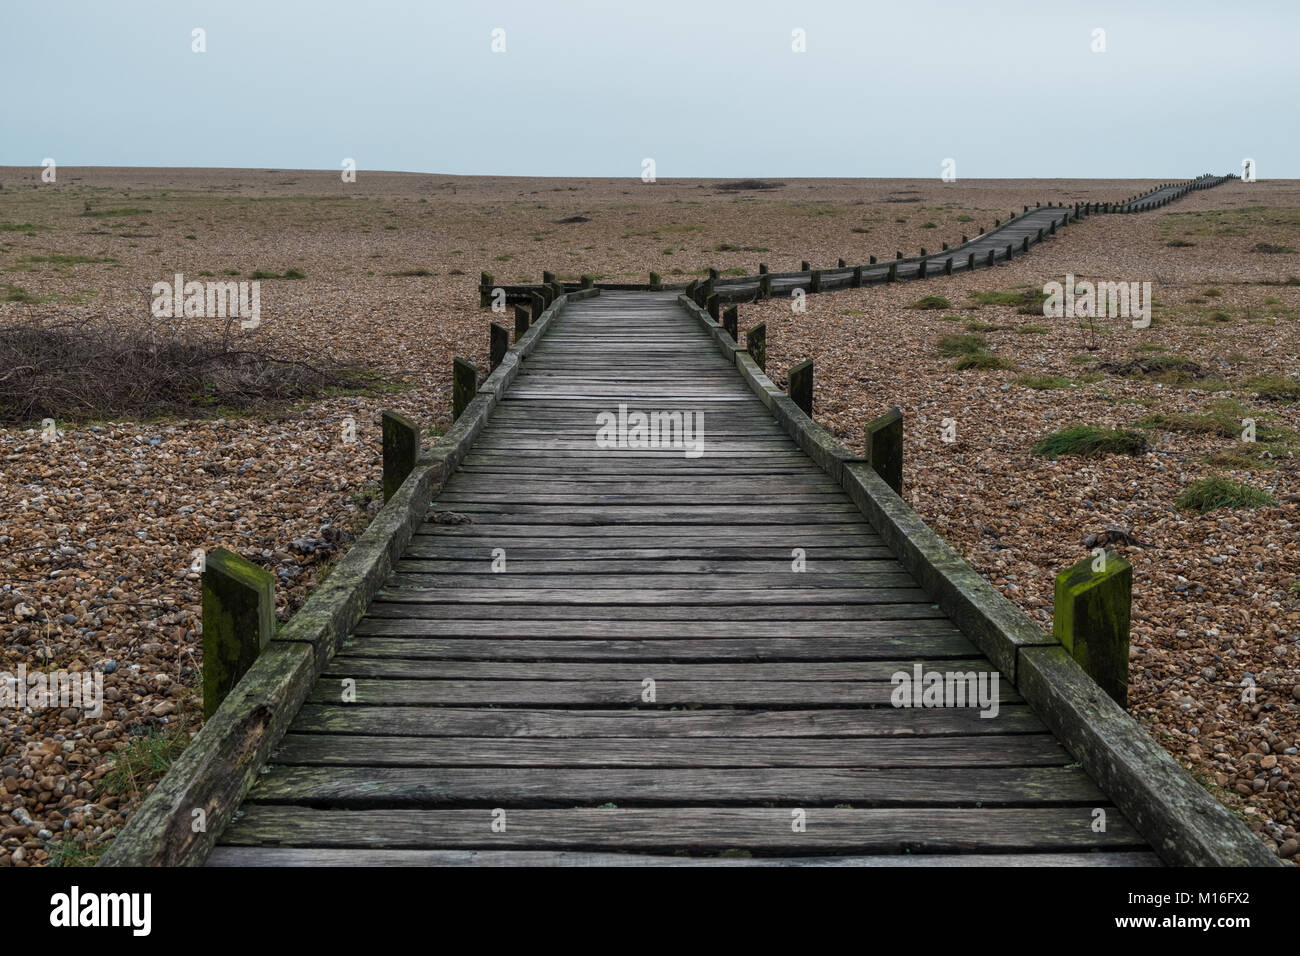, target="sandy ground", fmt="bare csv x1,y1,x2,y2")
0,166,1296,864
